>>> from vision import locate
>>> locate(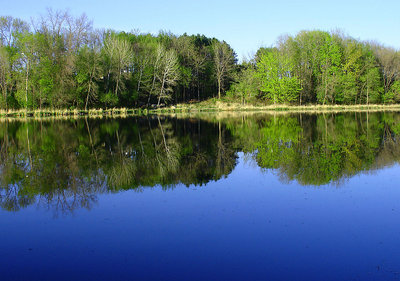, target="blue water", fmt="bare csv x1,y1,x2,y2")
2,153,400,281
